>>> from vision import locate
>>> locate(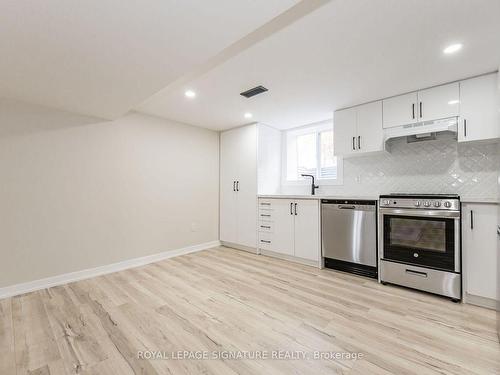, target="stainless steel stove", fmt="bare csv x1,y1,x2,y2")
378,193,461,301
